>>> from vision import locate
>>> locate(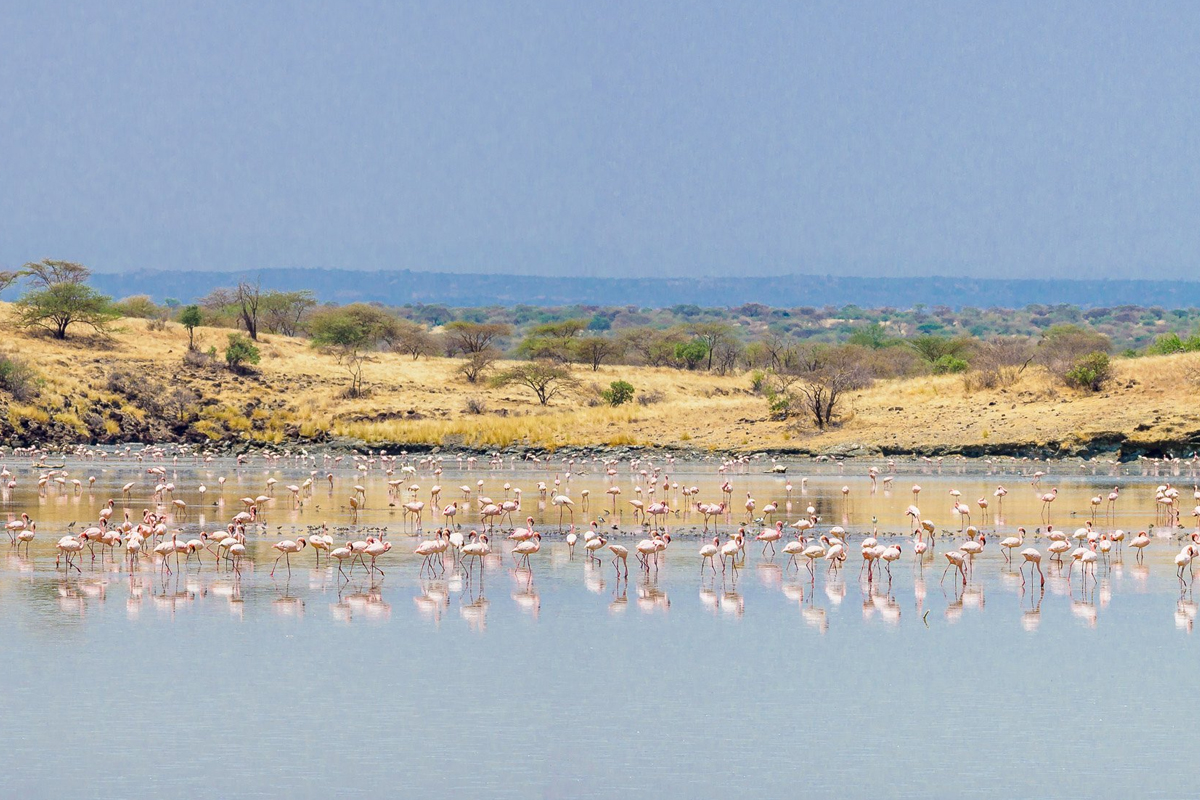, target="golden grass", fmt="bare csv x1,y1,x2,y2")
1,301,1199,453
